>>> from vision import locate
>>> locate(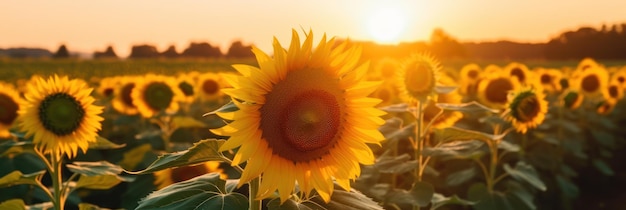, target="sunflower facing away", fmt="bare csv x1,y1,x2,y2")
212,30,385,203
562,89,584,110
506,88,548,133
17,75,103,158
477,70,521,109
154,161,227,190
0,82,22,138
131,74,184,118
112,76,140,116
395,53,440,103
